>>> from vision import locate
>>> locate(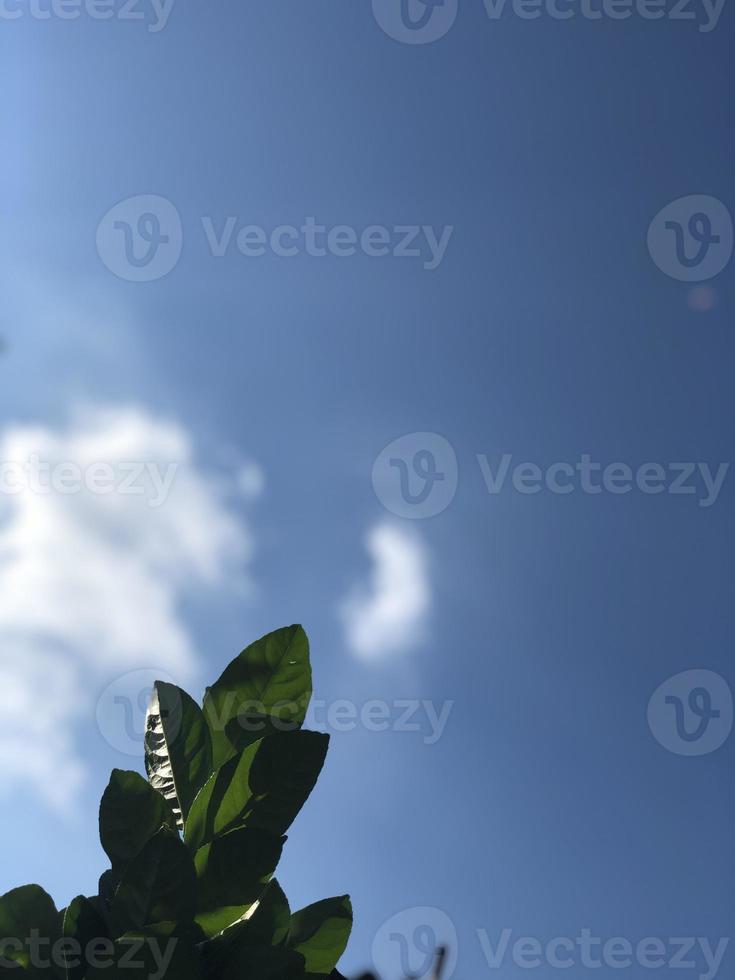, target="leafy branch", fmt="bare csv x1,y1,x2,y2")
0,625,352,980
